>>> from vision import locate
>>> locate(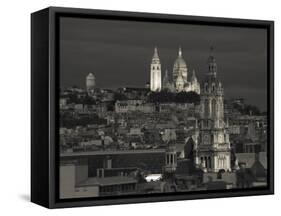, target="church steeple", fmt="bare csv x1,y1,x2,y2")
207,46,217,77
195,46,230,173
152,47,160,61
163,69,170,89
178,46,182,57
164,69,168,80
191,69,197,82
150,47,162,91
